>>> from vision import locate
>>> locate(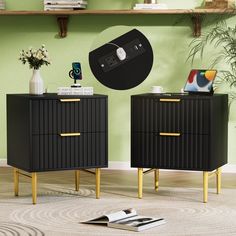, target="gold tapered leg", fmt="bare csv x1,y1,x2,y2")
13,168,19,196
138,168,143,199
95,168,101,199
154,169,159,192
75,170,80,191
216,167,222,194
203,171,208,203
32,173,37,205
